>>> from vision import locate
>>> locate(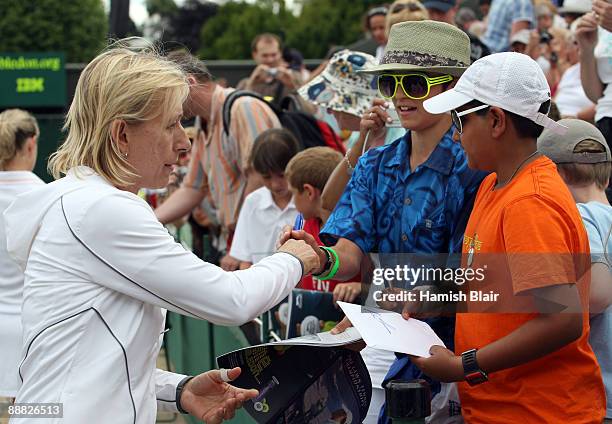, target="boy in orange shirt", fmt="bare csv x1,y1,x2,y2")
412,52,606,422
